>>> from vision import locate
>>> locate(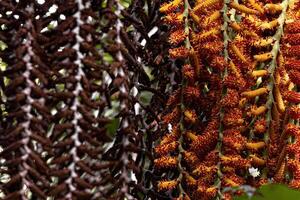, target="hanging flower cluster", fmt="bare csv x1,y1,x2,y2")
155,0,300,199
1,0,300,199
